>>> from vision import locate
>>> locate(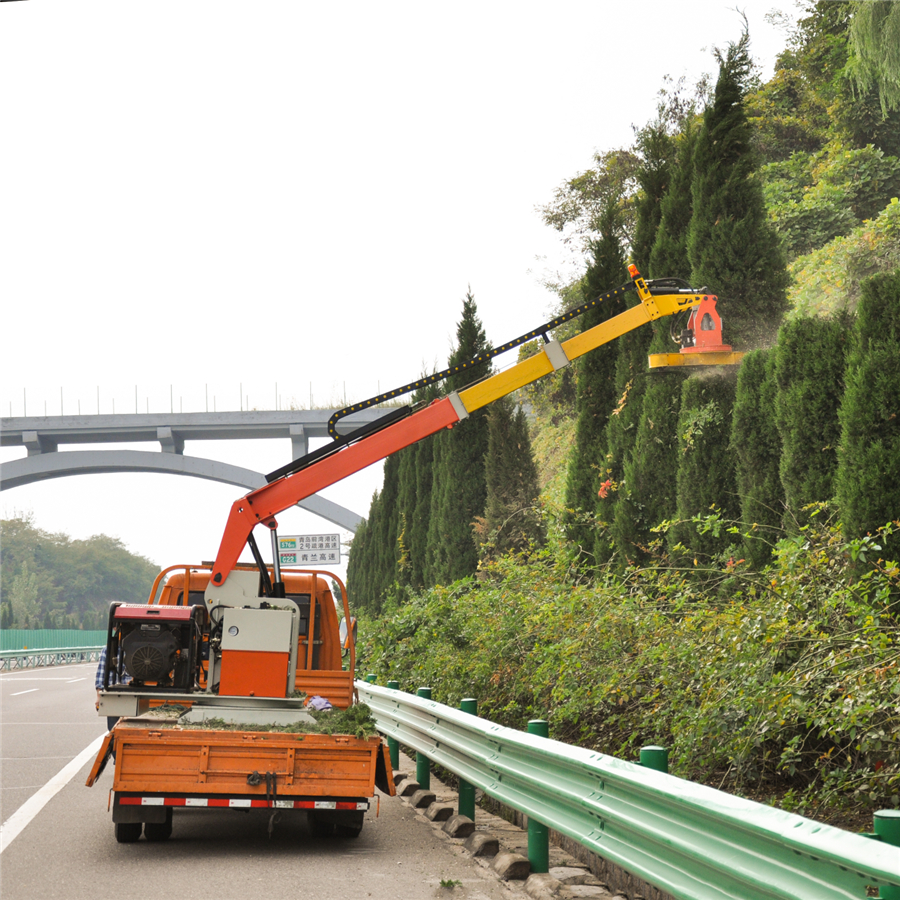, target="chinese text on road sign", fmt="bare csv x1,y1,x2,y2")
278,534,341,566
